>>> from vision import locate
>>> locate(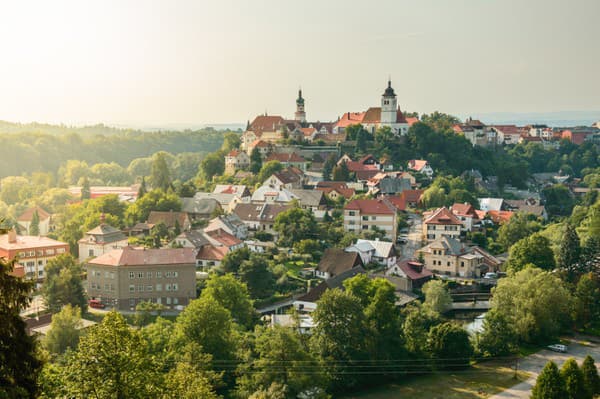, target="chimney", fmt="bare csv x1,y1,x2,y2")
8,229,17,243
